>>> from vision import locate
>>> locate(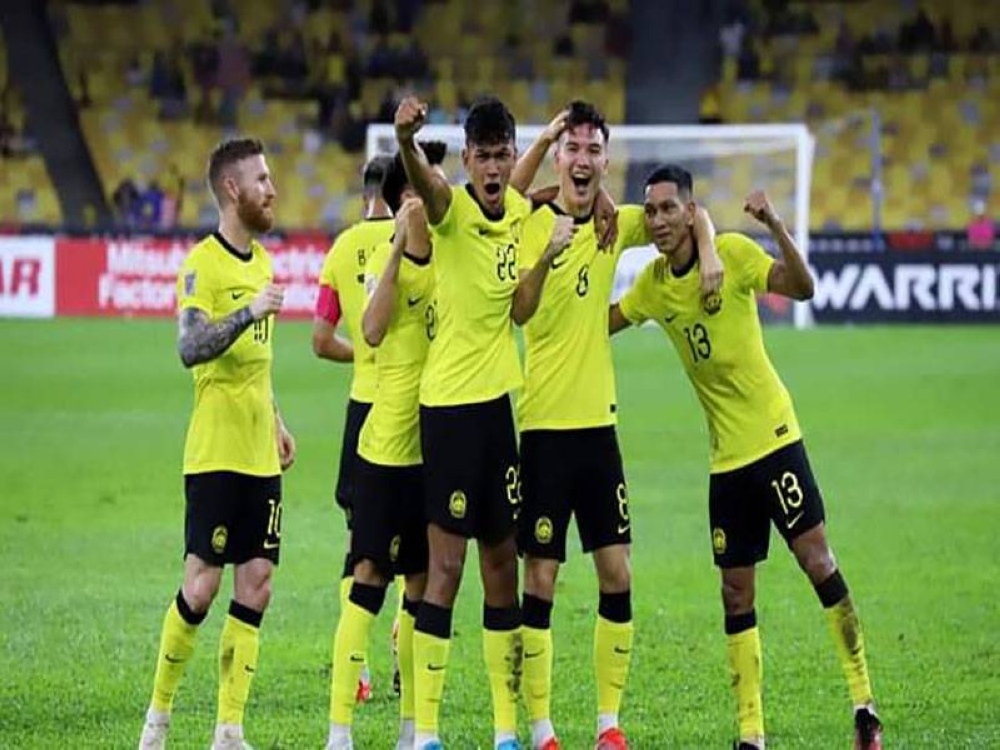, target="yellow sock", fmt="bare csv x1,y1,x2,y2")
523,625,553,722
150,596,200,713
216,604,261,726
482,606,522,736
413,629,450,734
826,596,874,706
594,616,633,717
329,598,376,724
726,625,764,741
397,603,417,721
